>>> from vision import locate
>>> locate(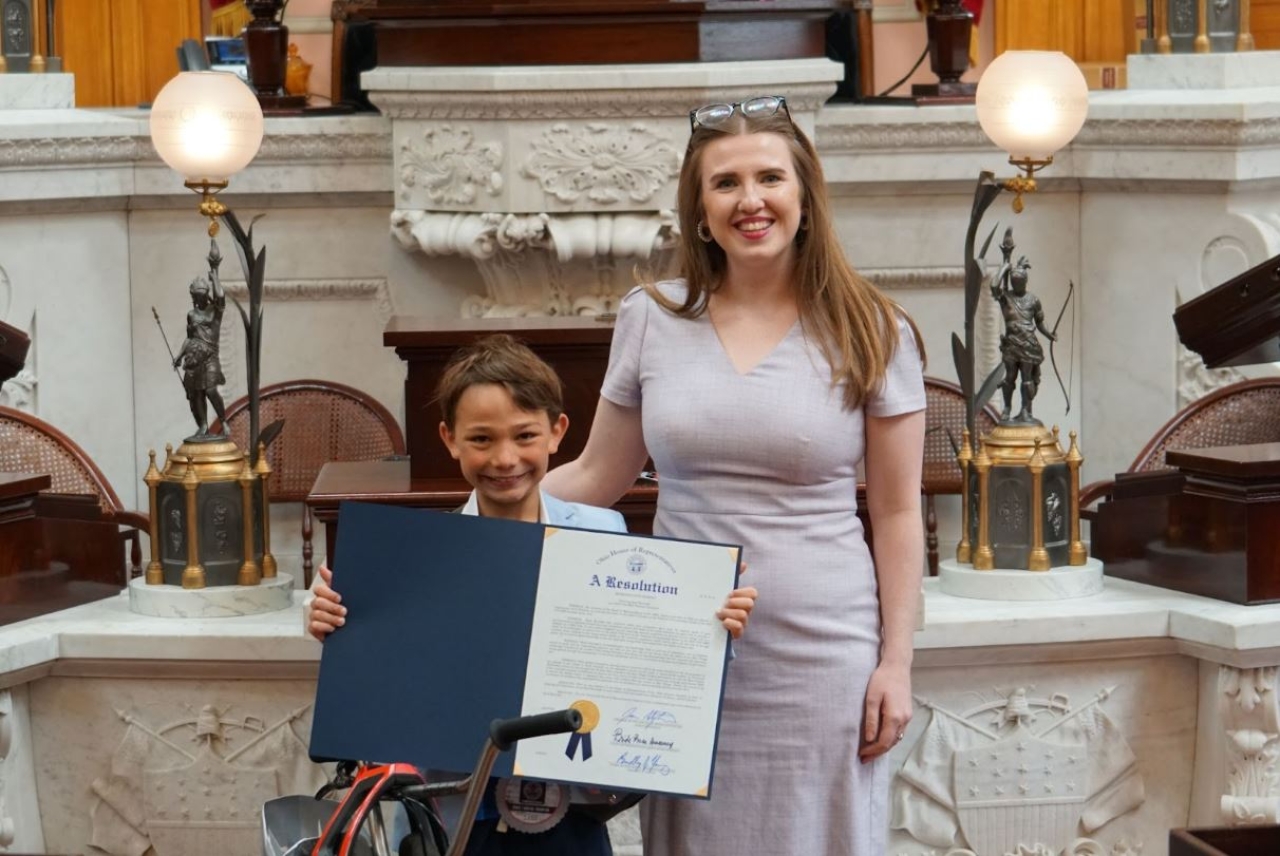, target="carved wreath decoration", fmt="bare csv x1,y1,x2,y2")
522,123,680,205
400,125,504,205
